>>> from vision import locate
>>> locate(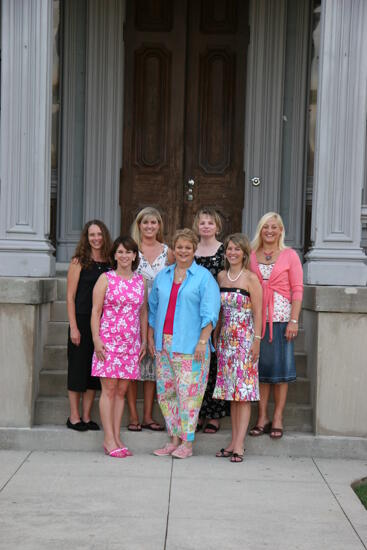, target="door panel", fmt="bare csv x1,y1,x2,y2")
121,0,187,238
182,0,248,235
121,0,248,239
